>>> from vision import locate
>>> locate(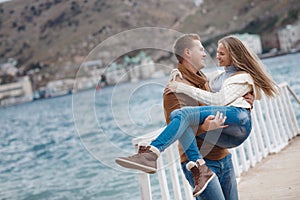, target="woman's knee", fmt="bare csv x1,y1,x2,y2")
170,109,183,120
170,107,192,120
170,107,200,124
